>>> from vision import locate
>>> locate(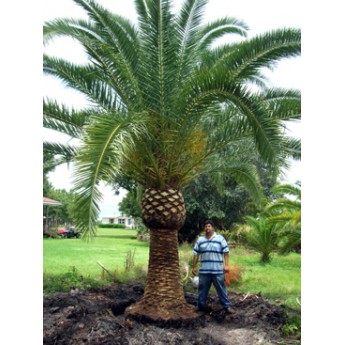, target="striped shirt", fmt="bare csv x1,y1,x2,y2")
193,232,229,274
